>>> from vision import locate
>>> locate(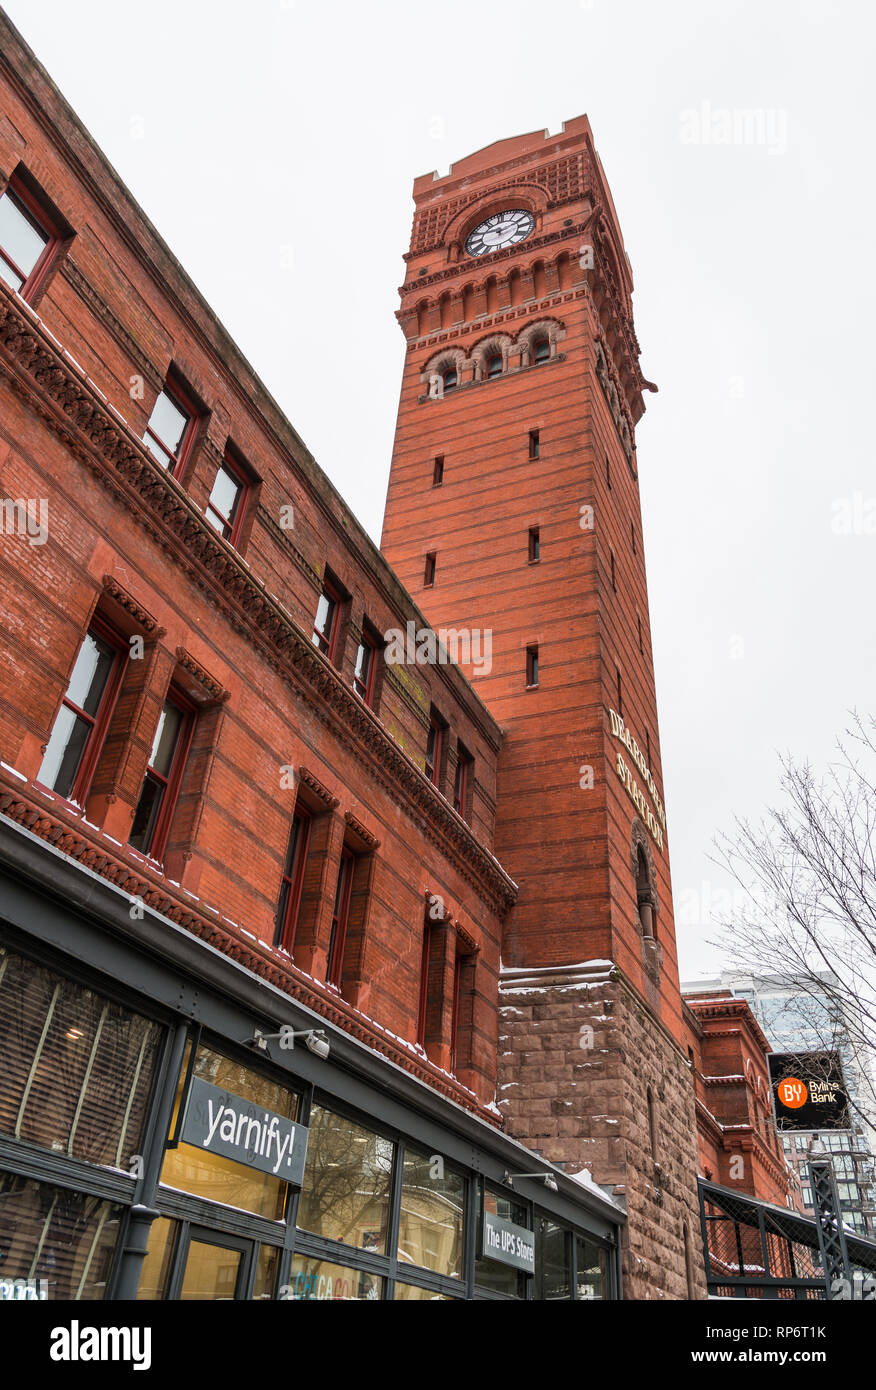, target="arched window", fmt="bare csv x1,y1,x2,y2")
636,844,655,940
533,337,550,364
486,353,502,379
442,367,458,393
